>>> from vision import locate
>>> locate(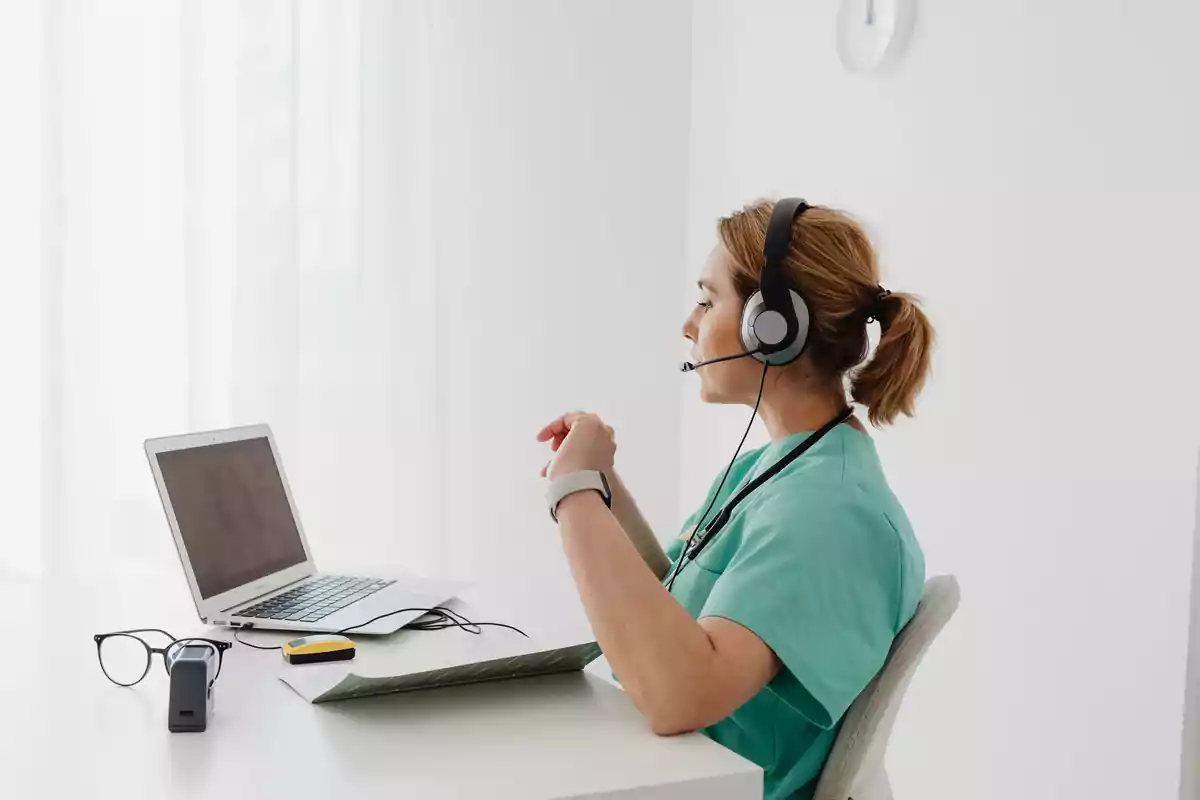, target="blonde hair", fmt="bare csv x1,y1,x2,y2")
717,200,935,426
